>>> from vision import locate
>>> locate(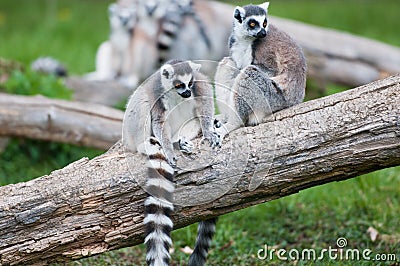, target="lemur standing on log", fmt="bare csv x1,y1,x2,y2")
122,60,220,266
214,2,307,139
